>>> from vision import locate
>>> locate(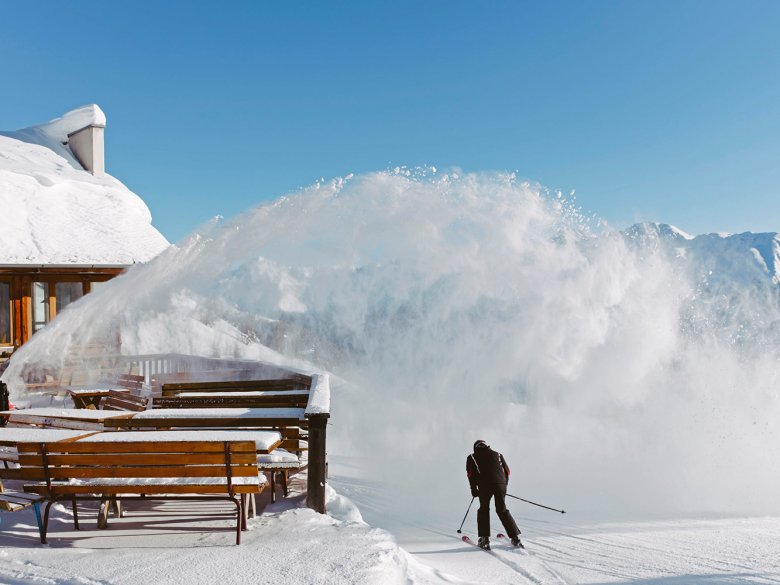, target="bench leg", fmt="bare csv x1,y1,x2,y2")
281,471,289,498
41,500,55,544
110,497,123,518
247,494,256,519
33,502,43,541
269,472,276,503
72,496,79,530
97,497,110,529
233,497,242,545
